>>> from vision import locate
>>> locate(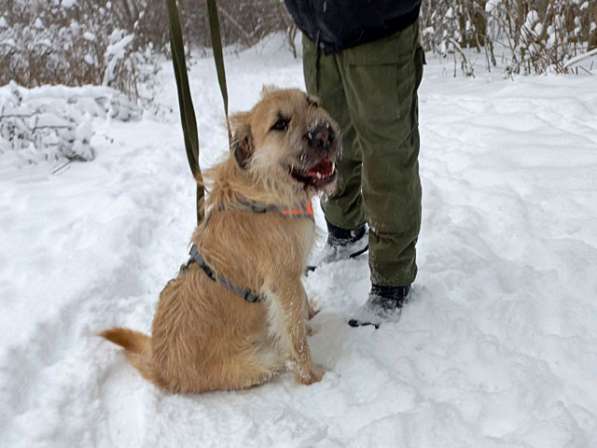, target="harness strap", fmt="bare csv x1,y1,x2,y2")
189,245,264,303
188,197,313,304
